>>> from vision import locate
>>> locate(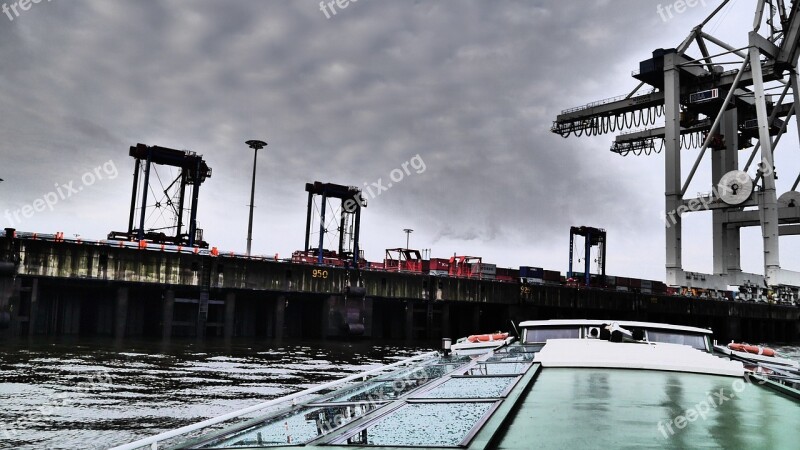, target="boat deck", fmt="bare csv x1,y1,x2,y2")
164,341,799,450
